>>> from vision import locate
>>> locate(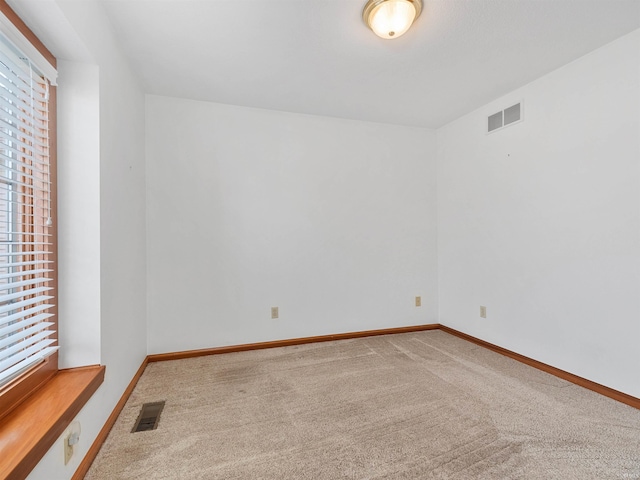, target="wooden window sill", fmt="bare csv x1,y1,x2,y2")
0,365,105,480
